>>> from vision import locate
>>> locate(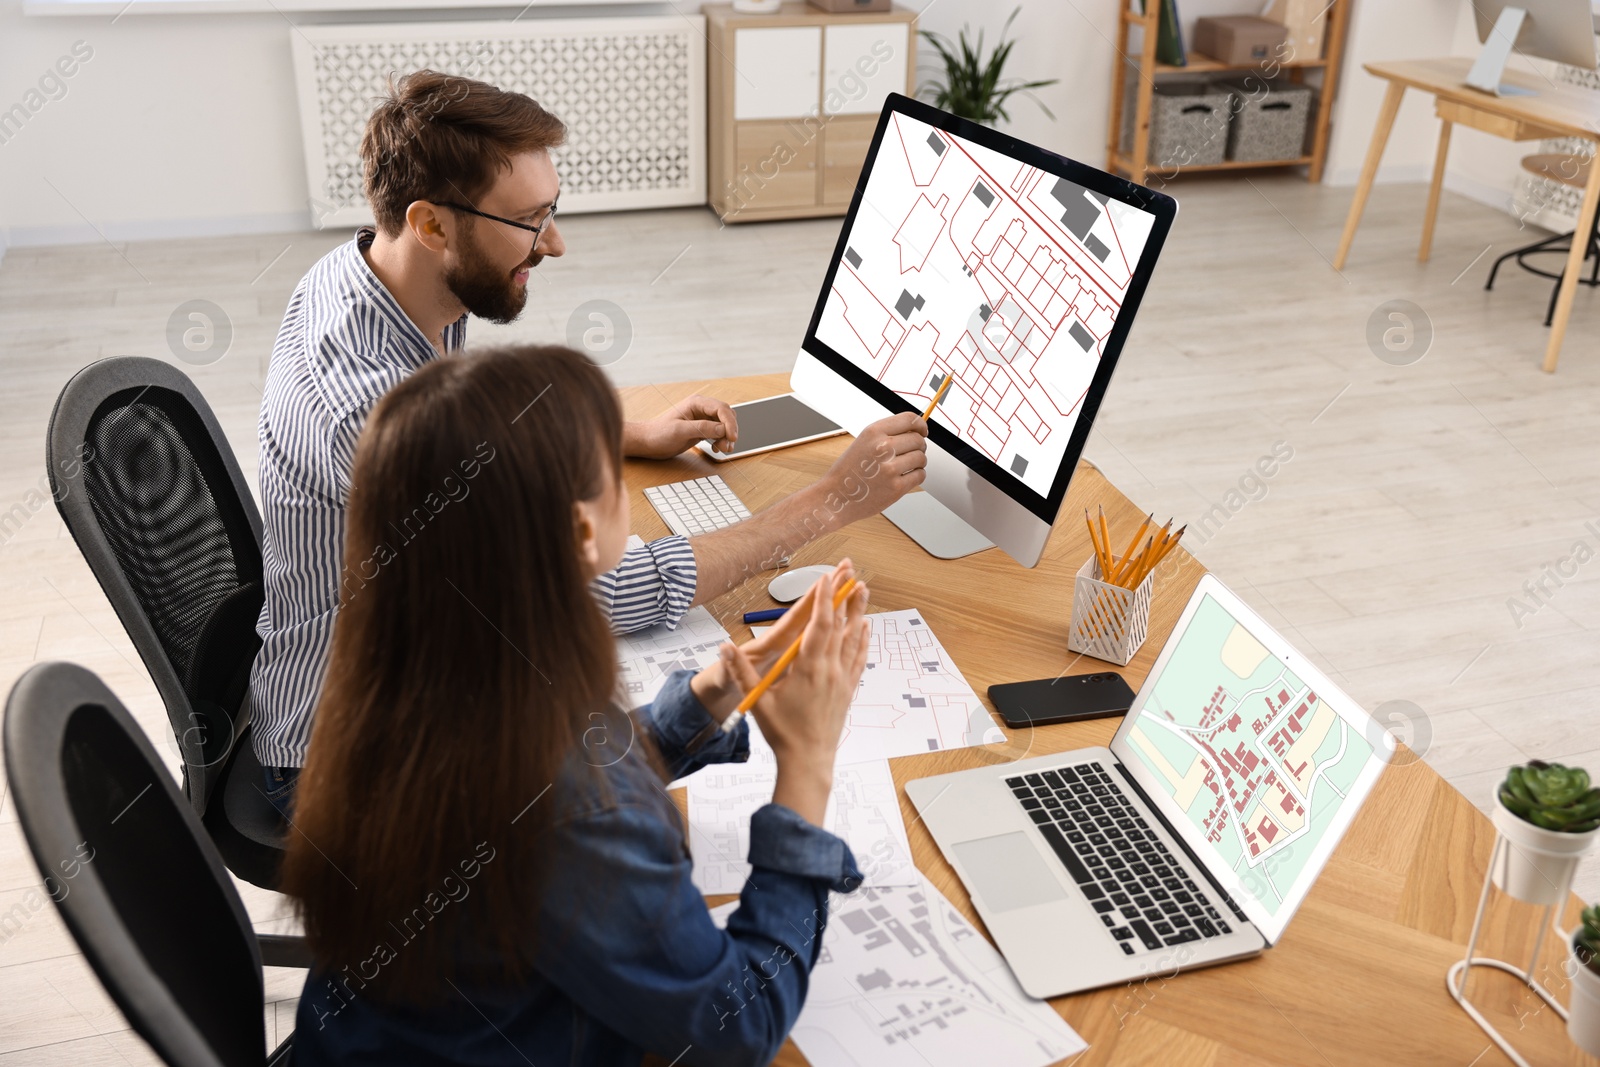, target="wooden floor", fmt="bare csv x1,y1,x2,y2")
0,175,1596,1062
